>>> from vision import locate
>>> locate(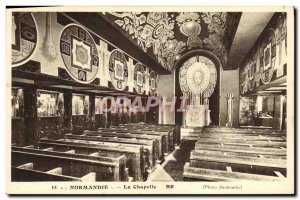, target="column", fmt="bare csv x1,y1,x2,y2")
226,93,234,127
106,97,112,127
182,94,187,127
64,90,73,133
23,86,37,146
89,94,96,130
